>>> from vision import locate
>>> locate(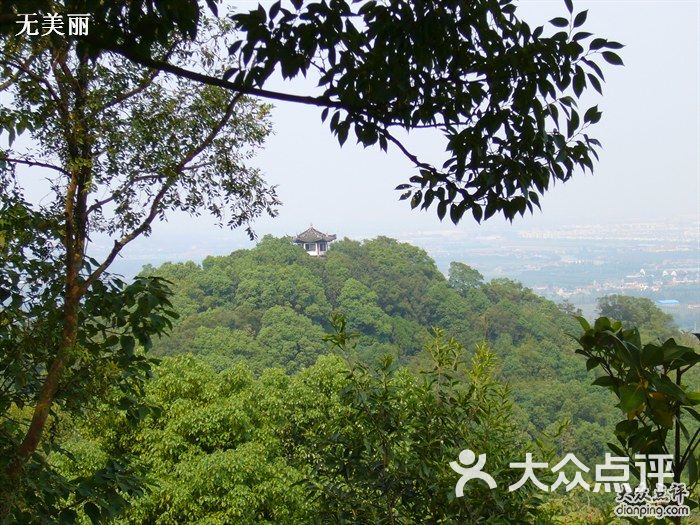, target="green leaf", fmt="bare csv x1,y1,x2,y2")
120,335,135,355
658,342,700,369
59,509,78,524
682,406,700,422
567,109,579,138
651,376,687,403
640,344,665,367
449,203,465,225
437,200,447,221
689,452,698,486
471,205,482,223
410,191,422,210
589,38,607,50
574,315,591,330
584,105,600,124
586,356,602,371
573,68,585,97
592,376,620,388
593,317,612,331
83,502,101,525
607,442,627,457
604,41,624,49
686,391,700,406
549,17,569,27
619,384,645,412
651,407,674,429
615,419,638,436
602,51,624,65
